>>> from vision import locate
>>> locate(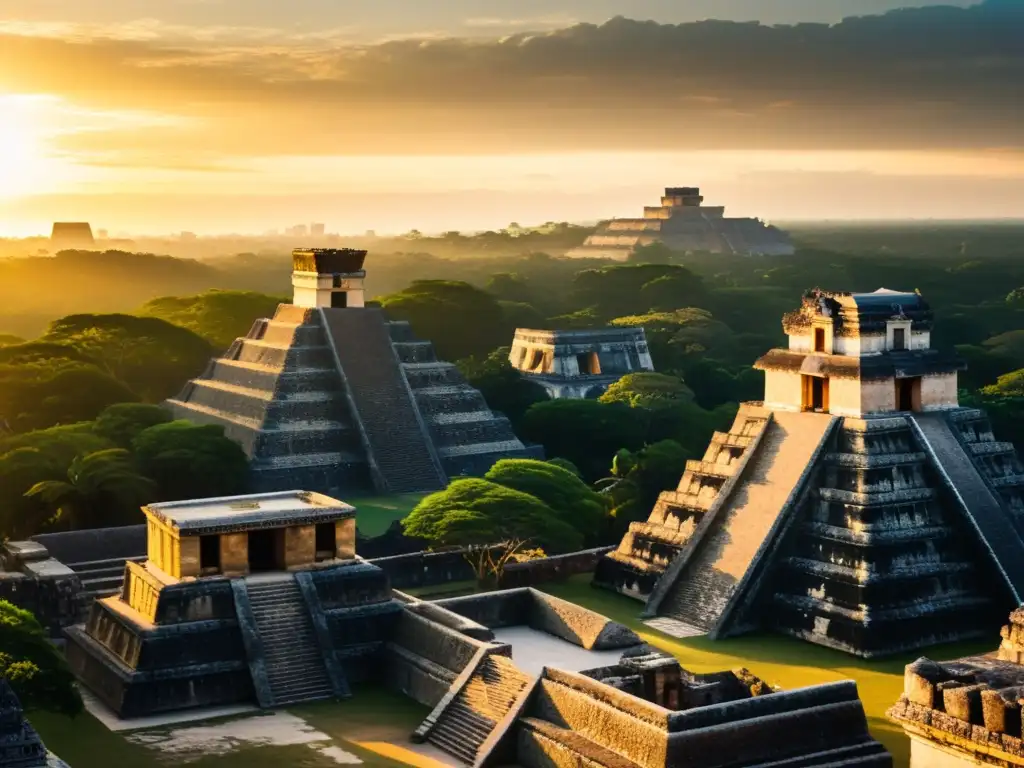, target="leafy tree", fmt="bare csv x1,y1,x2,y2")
0,364,139,434
41,314,213,402
598,440,690,535
138,290,286,350
402,478,581,587
600,373,694,409
629,242,678,264
485,273,535,304
0,449,61,539
547,457,582,478
133,421,249,501
0,423,113,468
456,348,549,432
26,449,156,530
94,403,173,448
378,281,509,361
0,601,82,716
484,459,607,545
519,399,648,482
